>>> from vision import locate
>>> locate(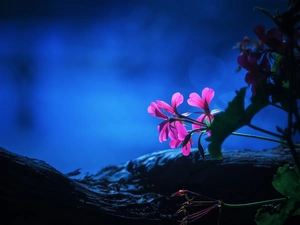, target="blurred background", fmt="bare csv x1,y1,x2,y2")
0,0,294,174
